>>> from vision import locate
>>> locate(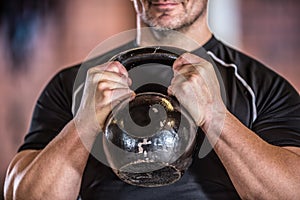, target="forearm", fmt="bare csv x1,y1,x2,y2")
5,120,96,200
209,111,300,199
